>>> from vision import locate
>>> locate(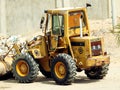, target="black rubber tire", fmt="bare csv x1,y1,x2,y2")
85,64,109,79
12,53,39,83
51,53,77,85
39,65,51,78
